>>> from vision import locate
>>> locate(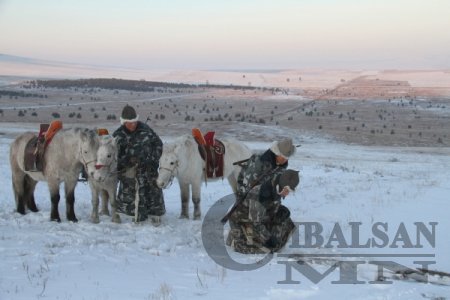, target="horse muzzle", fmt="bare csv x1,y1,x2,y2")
156,180,165,189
